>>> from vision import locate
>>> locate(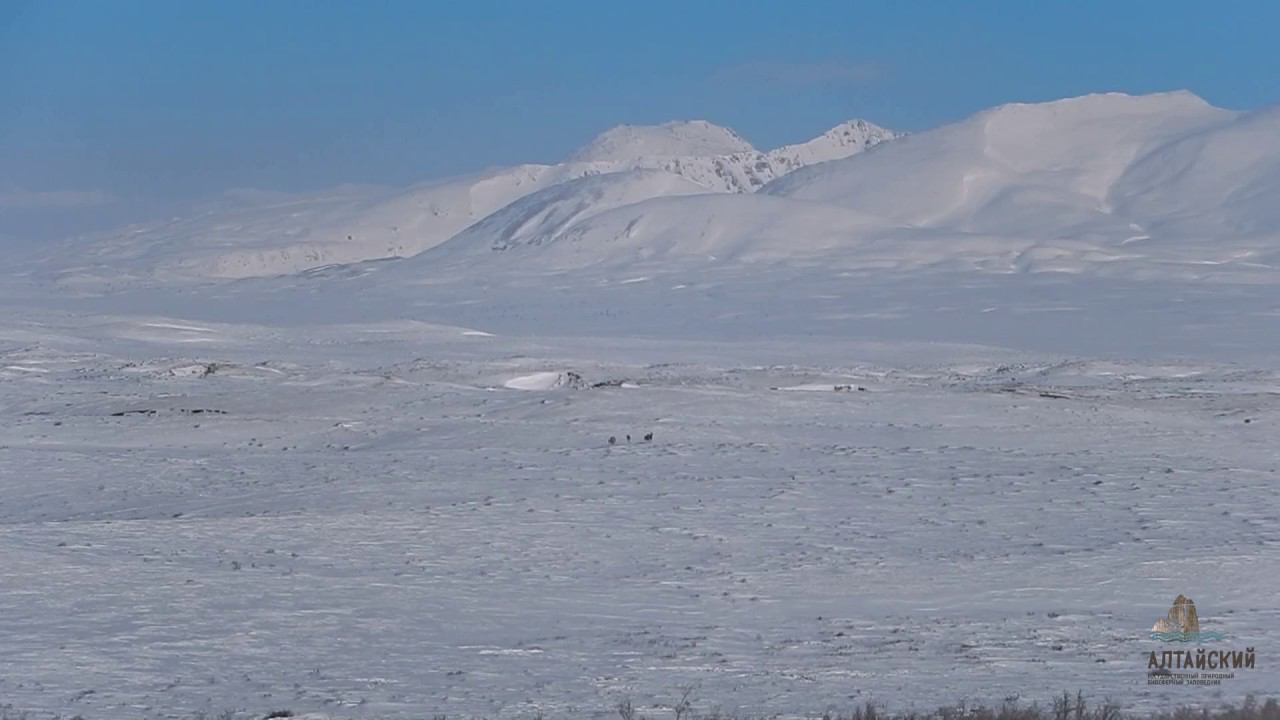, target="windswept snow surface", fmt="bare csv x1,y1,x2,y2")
5,92,1280,718
1,305,1277,720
